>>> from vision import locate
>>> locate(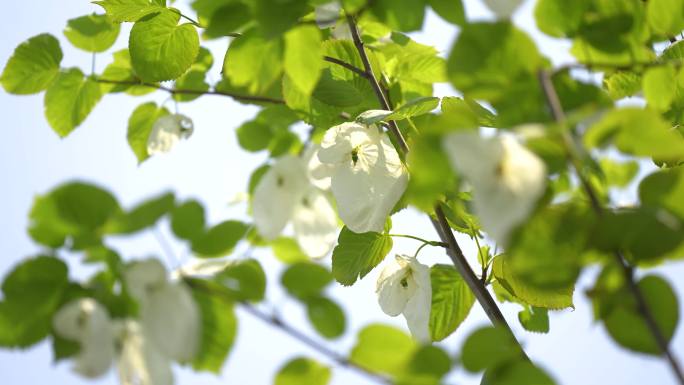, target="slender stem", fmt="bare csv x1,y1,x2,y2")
239,302,392,384
538,69,684,385
95,78,285,104
388,233,447,247
179,12,203,28
323,55,368,78
346,15,409,154
345,13,527,358
555,57,684,74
